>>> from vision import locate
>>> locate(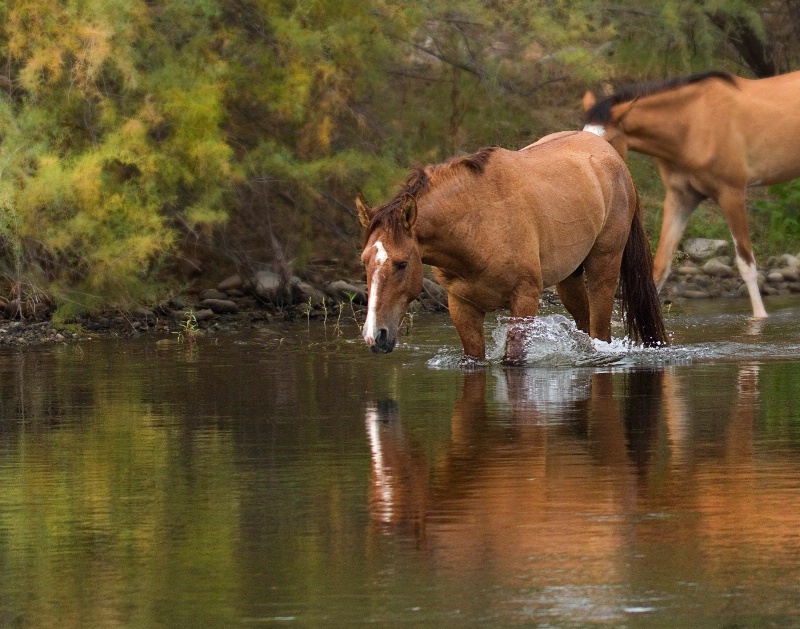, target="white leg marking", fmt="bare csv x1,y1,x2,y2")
735,255,768,318
582,124,606,137
363,241,388,344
